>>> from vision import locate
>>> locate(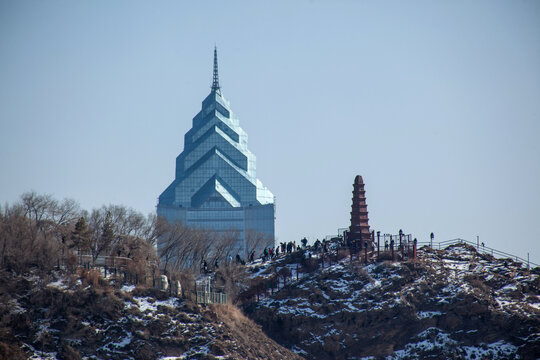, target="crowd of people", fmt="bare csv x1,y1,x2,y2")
198,233,414,274
260,240,305,261
199,239,312,274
